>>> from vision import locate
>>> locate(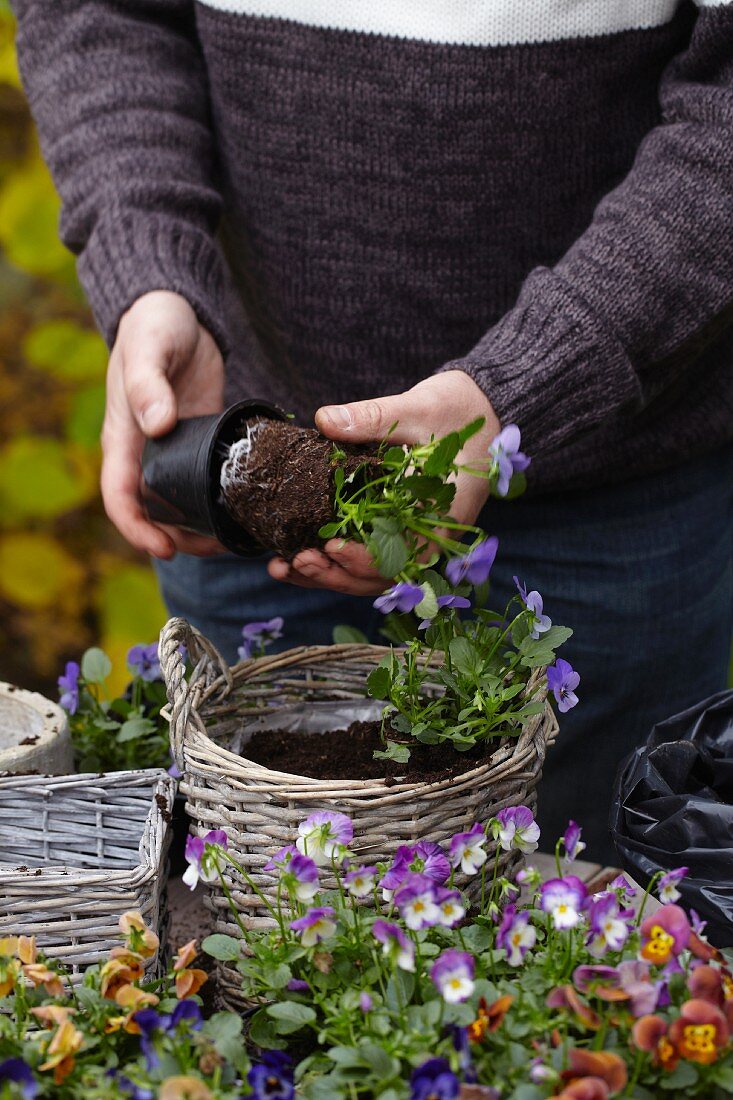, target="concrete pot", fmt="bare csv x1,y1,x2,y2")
0,682,74,775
